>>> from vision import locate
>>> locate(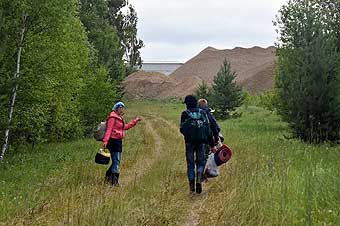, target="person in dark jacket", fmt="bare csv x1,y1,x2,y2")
198,98,223,145
180,95,215,194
